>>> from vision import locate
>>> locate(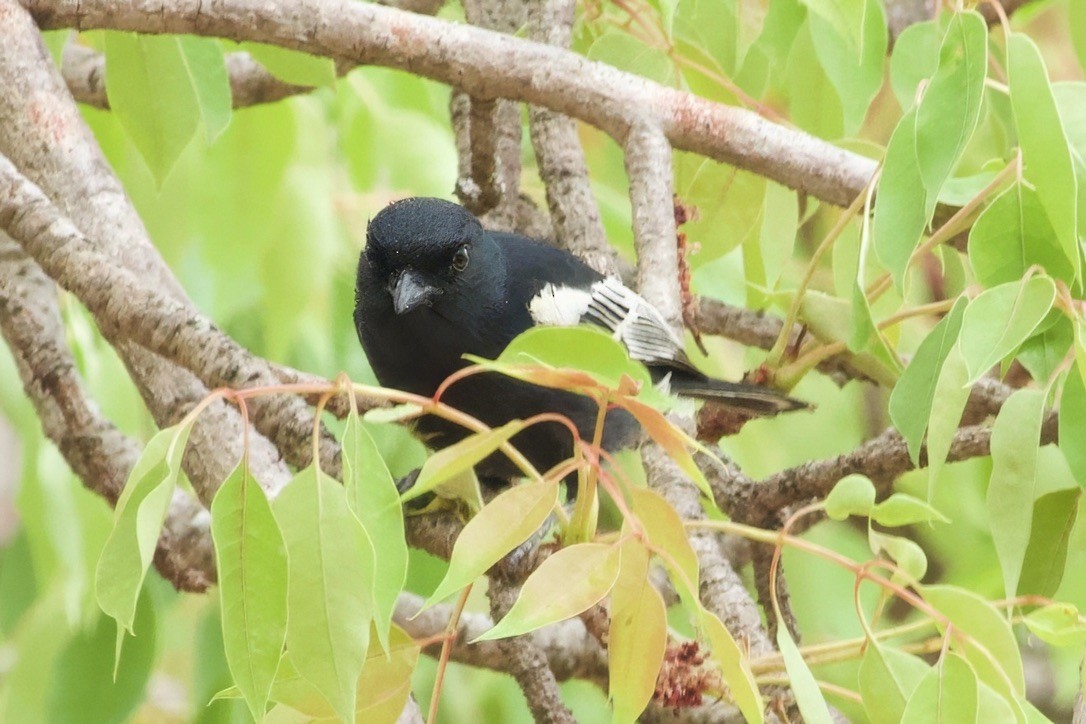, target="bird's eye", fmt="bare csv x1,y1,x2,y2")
450,245,470,273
